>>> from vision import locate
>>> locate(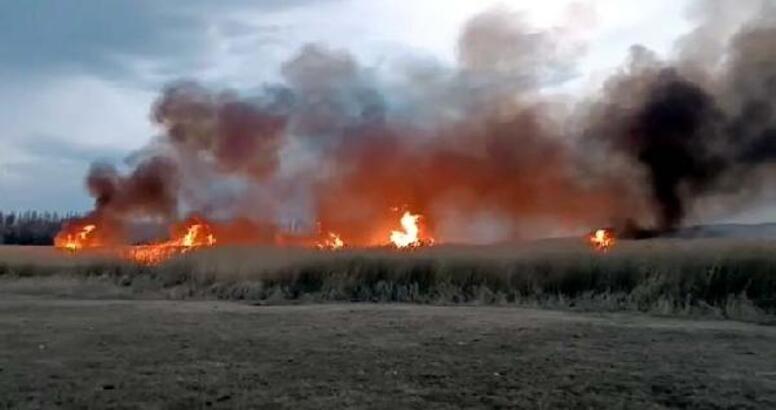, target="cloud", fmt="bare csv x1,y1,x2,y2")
0,0,338,82
15,134,125,164
0,75,155,211
0,75,155,151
